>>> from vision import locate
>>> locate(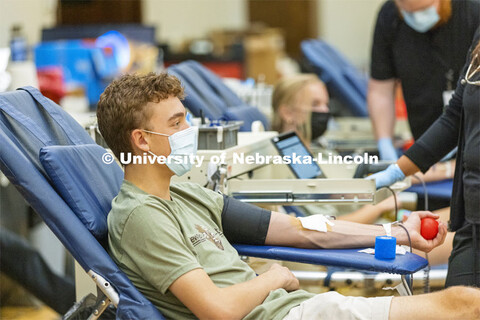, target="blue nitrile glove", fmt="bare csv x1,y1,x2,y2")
367,163,405,189
378,138,398,161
